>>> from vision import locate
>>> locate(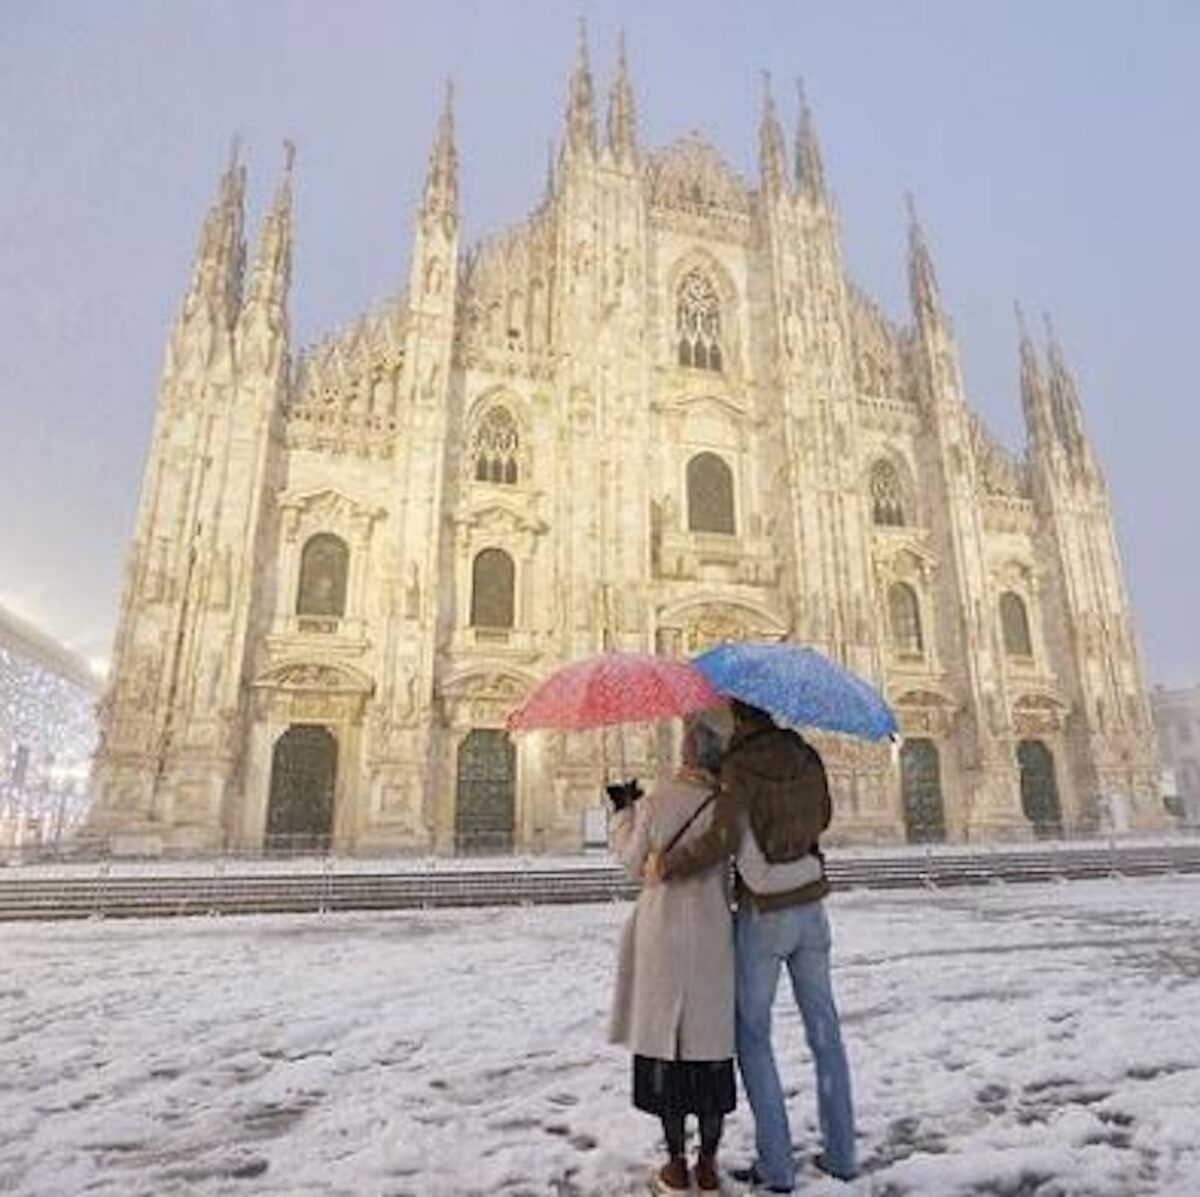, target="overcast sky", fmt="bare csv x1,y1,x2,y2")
1,0,1197,686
